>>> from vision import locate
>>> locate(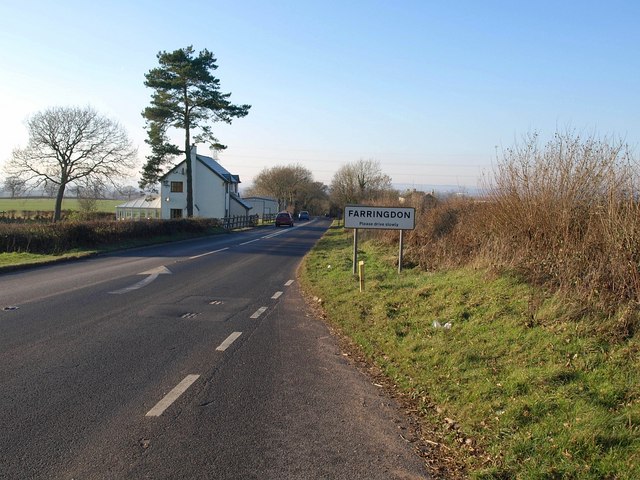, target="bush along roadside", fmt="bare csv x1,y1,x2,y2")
0,218,225,255
299,225,640,479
